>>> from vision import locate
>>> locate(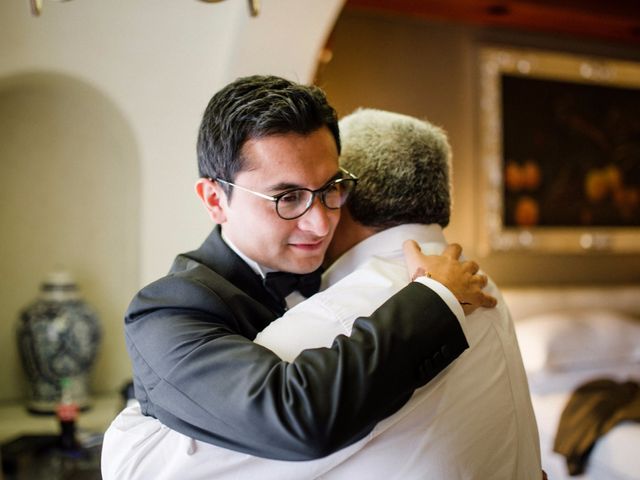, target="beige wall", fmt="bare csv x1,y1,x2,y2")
320,11,640,286
0,0,344,402
0,72,140,401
